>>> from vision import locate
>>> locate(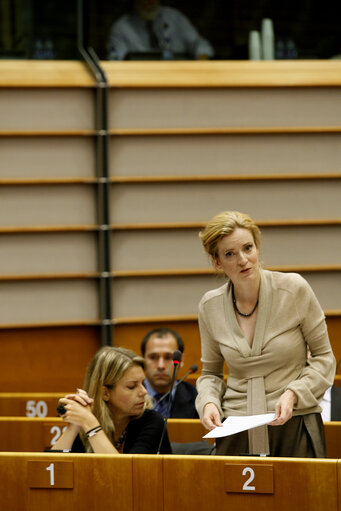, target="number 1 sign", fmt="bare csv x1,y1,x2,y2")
28,461,74,489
